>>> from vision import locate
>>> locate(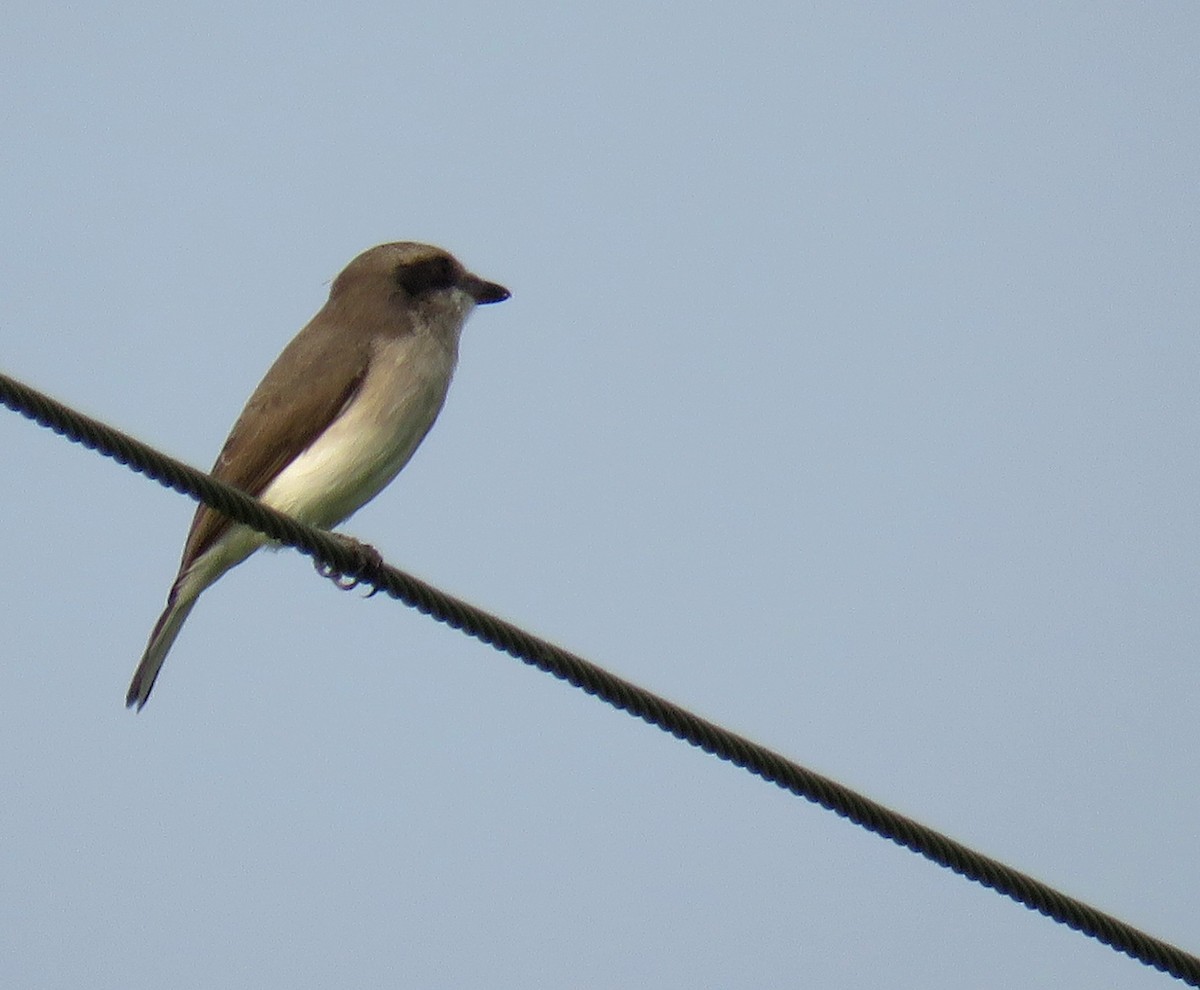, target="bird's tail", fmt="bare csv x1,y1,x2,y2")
126,581,200,711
